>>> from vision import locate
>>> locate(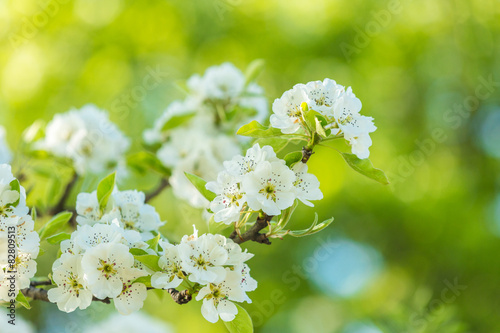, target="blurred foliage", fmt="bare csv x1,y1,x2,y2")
1,0,500,332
